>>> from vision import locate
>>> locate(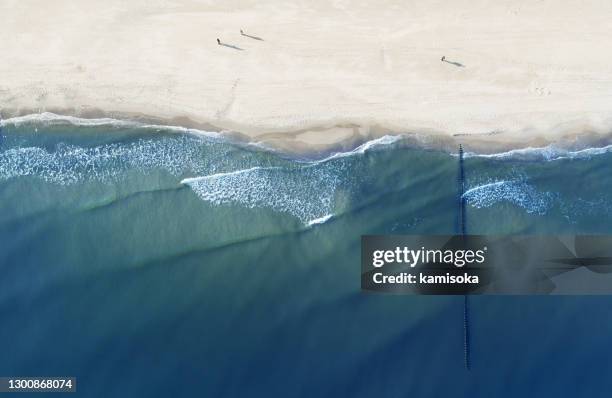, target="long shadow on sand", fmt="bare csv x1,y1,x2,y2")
241,32,264,41
443,59,465,67
220,43,244,51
